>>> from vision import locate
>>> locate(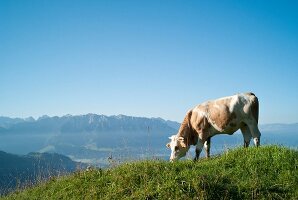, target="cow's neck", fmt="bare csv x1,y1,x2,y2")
177,125,198,146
